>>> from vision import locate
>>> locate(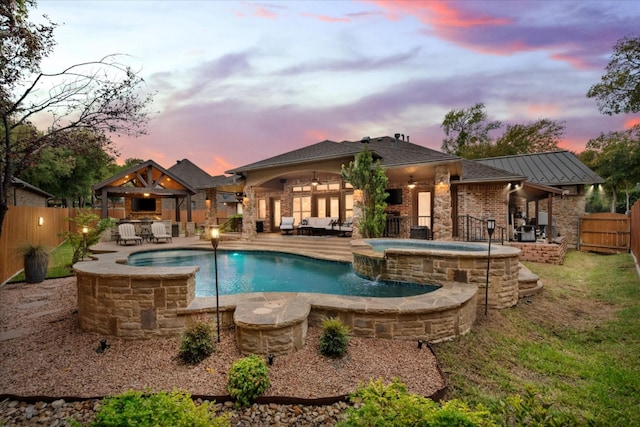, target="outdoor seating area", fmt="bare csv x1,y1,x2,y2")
280,216,295,234
296,217,340,236
113,220,175,245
